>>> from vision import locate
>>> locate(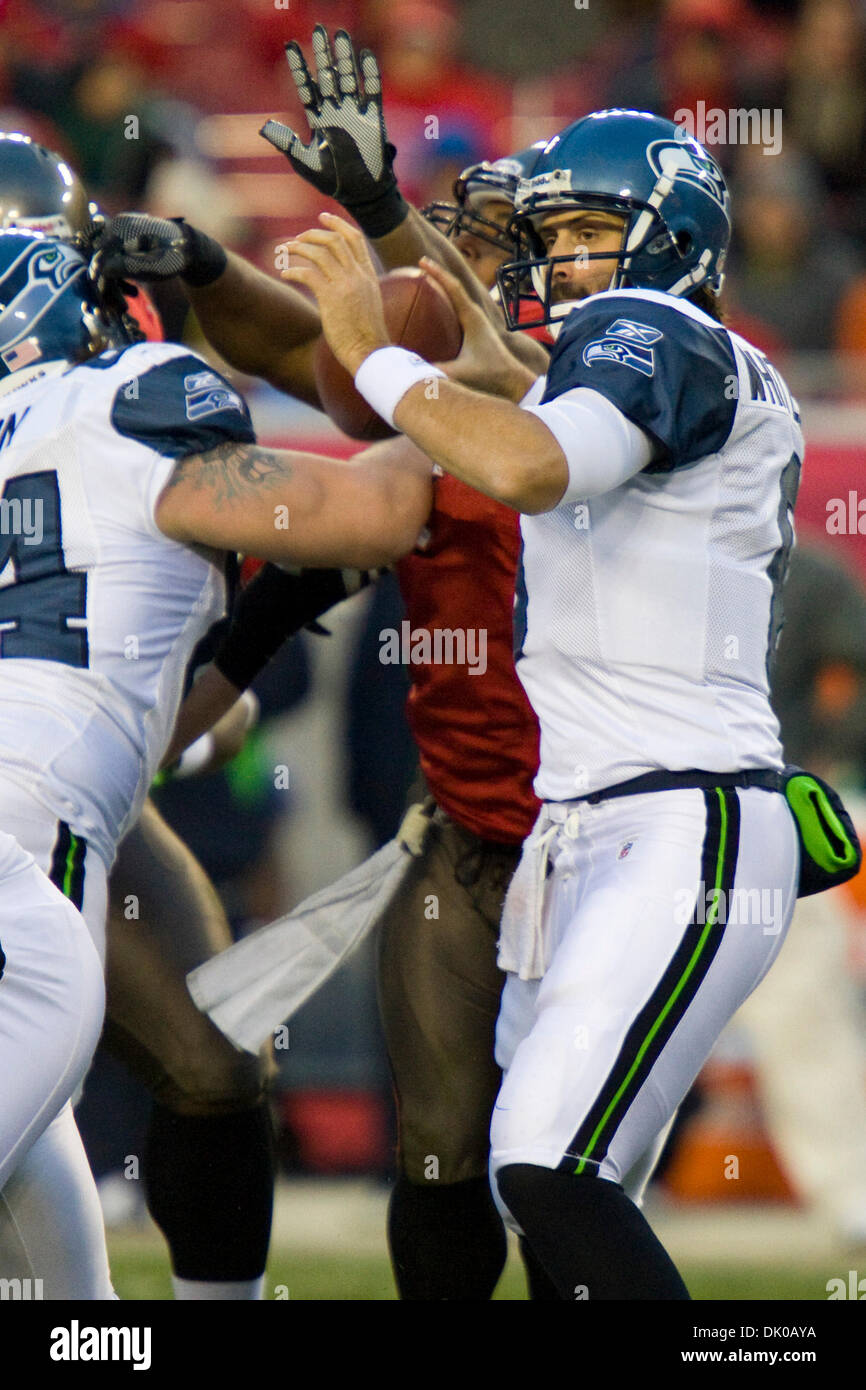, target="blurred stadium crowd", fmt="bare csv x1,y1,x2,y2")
4,0,866,1248
5,0,866,366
